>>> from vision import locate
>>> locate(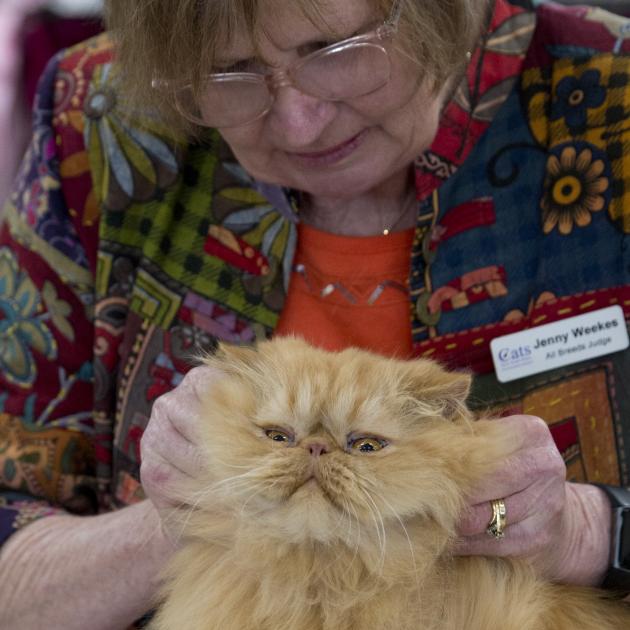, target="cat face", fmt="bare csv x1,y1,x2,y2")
195,338,484,547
